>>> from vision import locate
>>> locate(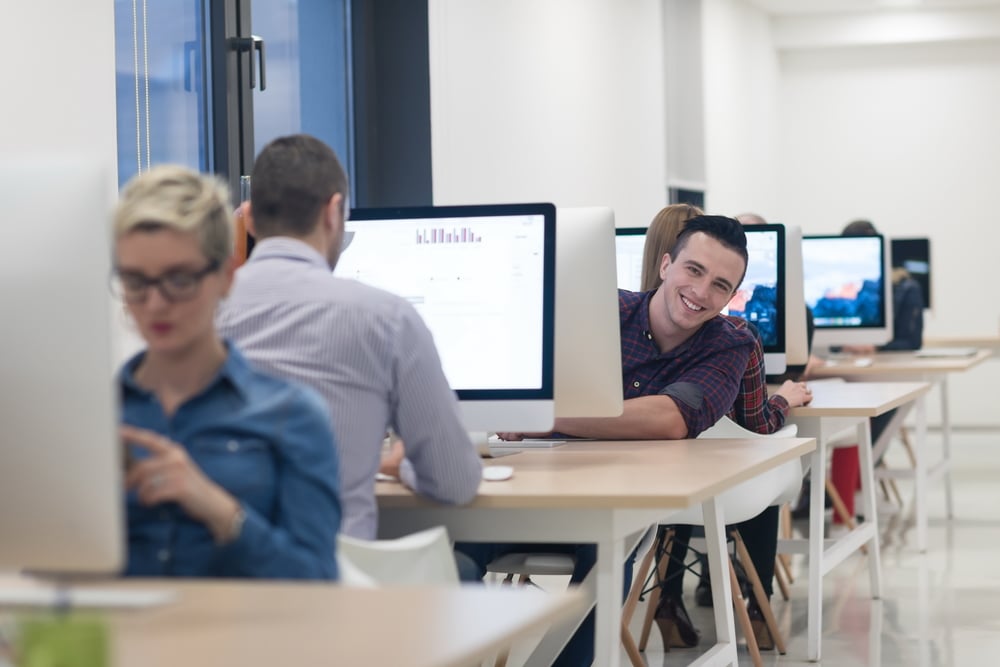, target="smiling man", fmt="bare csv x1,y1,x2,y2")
546,214,755,441
460,215,756,665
